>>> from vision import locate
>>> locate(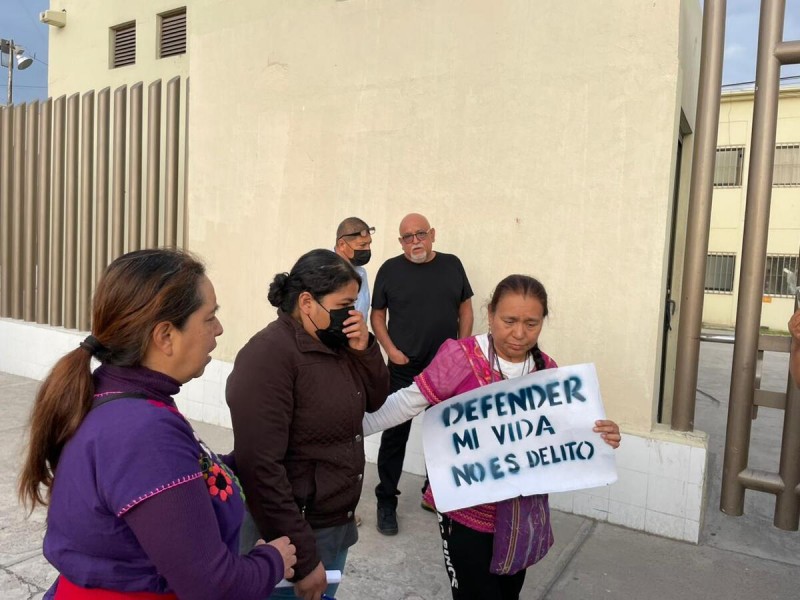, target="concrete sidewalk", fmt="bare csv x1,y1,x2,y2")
2,347,800,599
